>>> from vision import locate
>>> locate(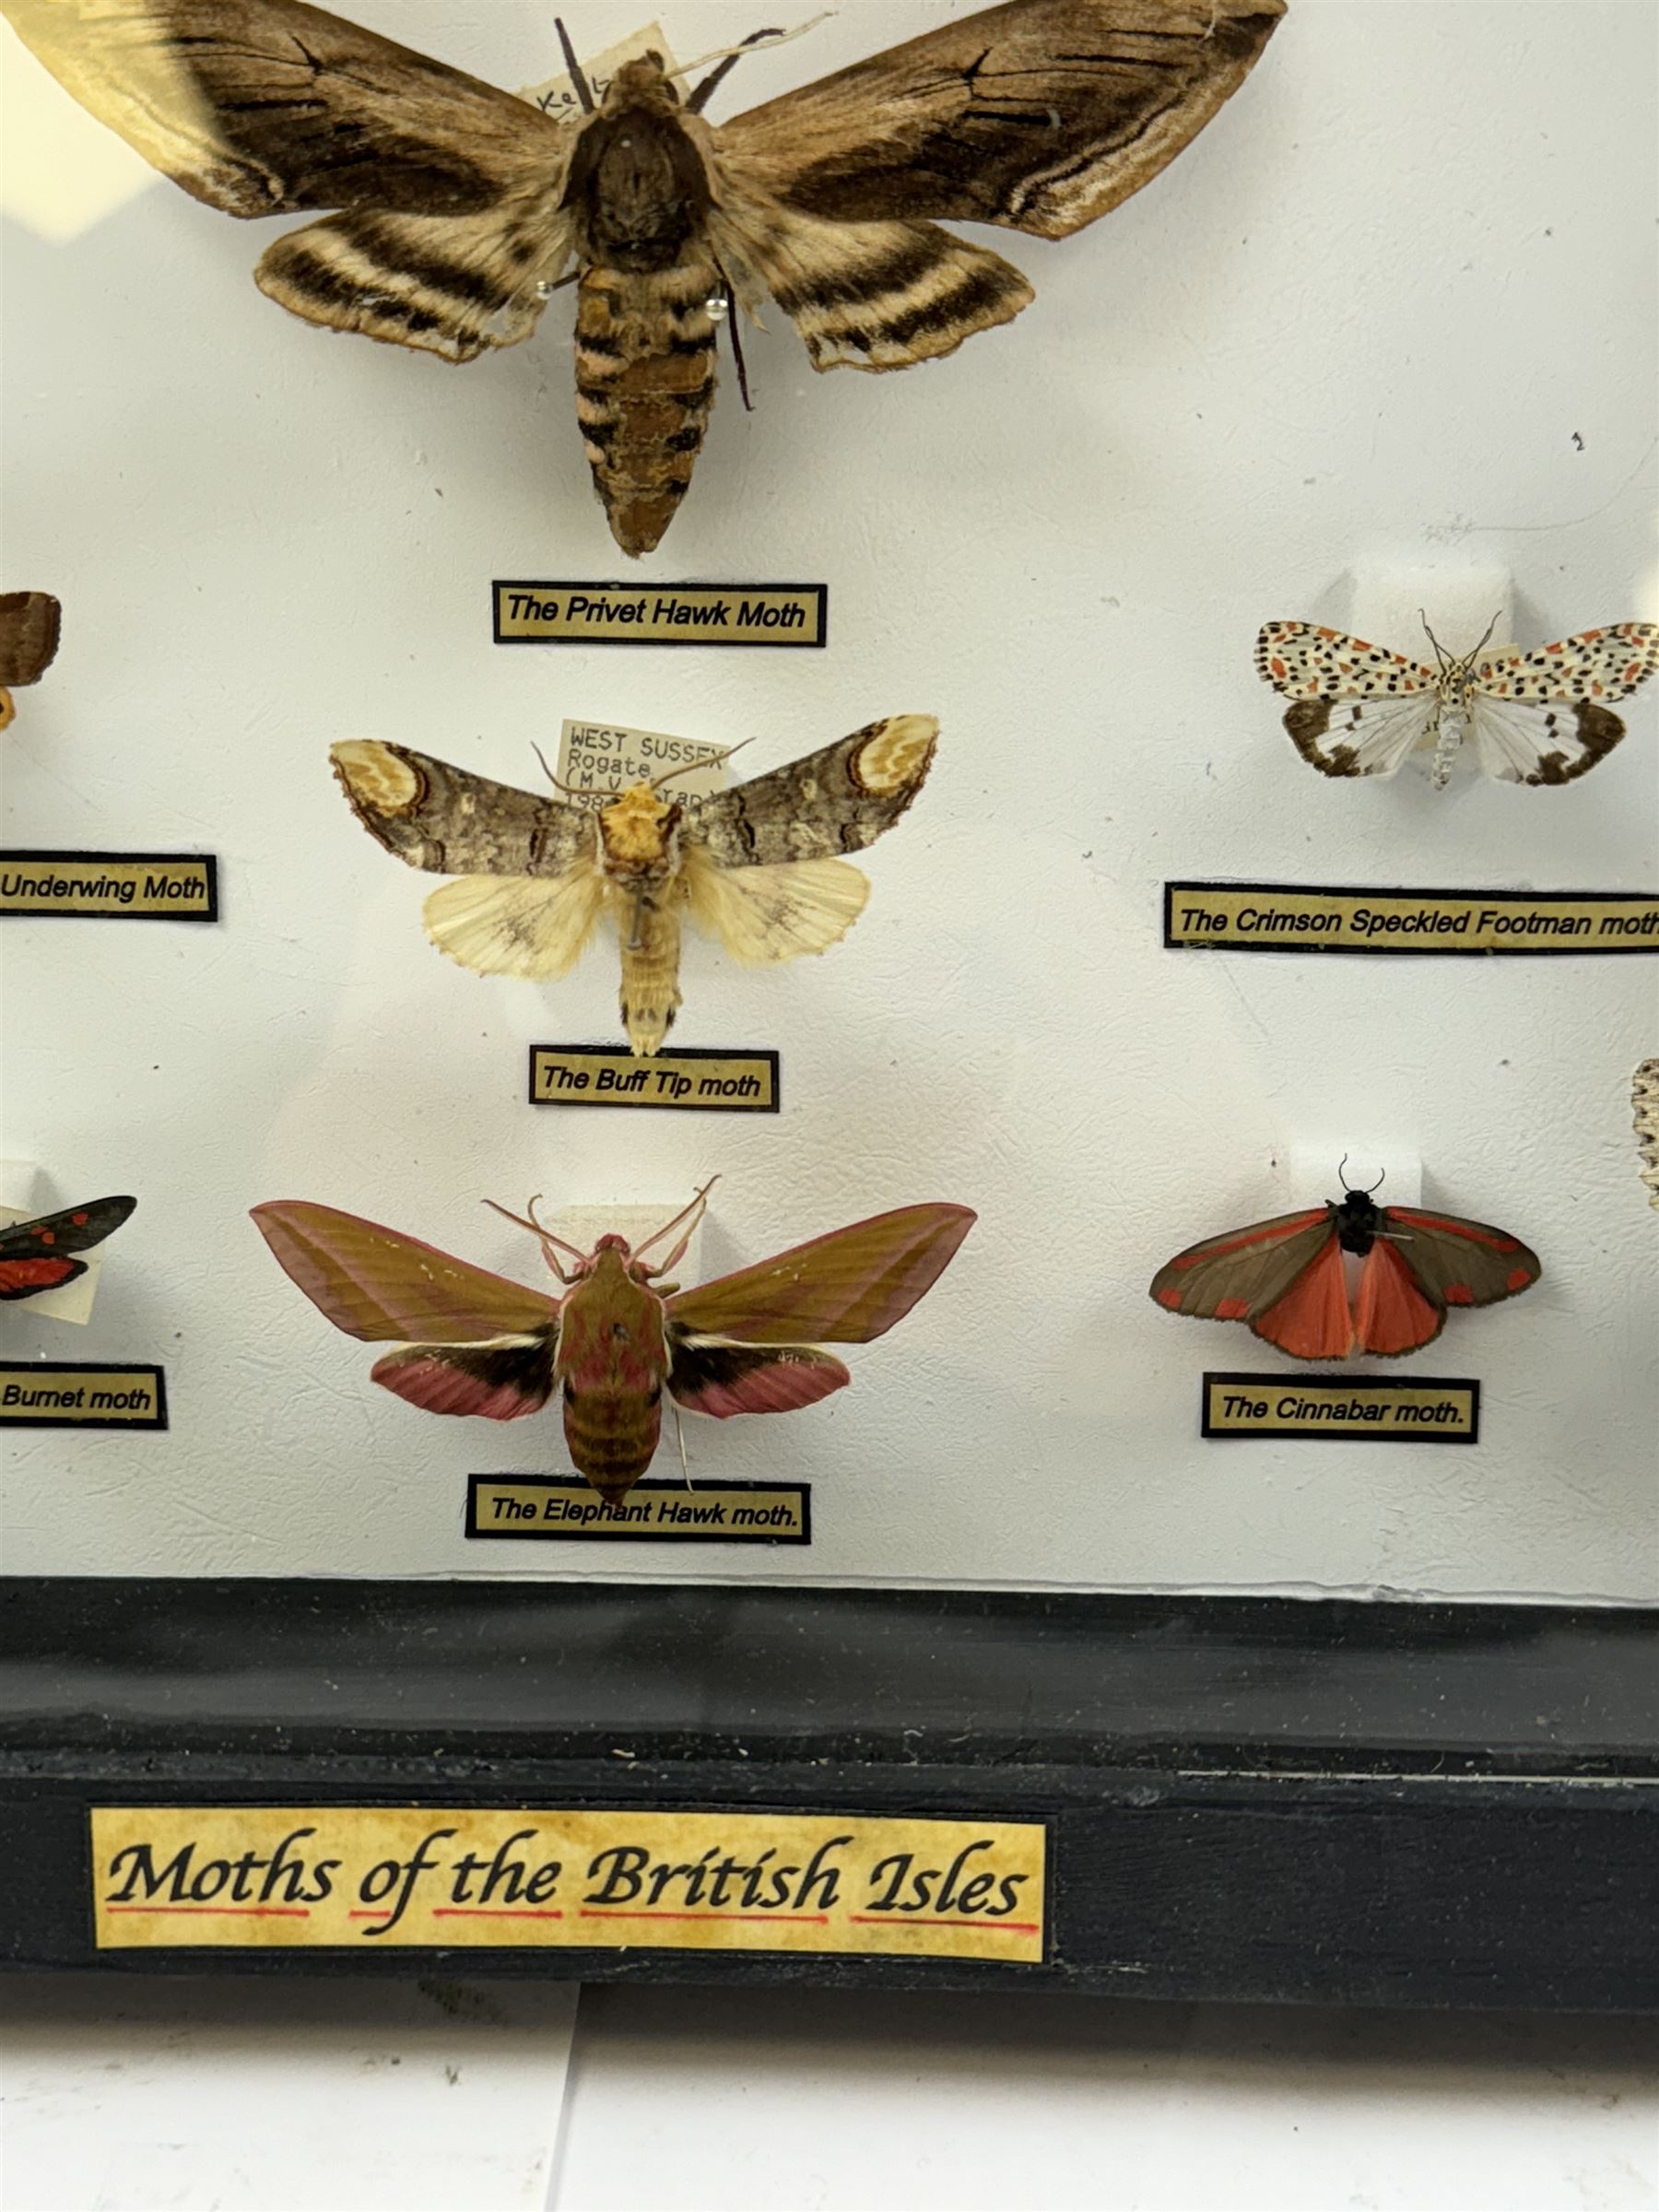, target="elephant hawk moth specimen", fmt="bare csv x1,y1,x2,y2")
252,1187,975,1504
0,592,61,731
331,714,936,1054
0,1195,135,1300
1,0,1286,554
1150,1173,1540,1359
1256,618,1659,788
